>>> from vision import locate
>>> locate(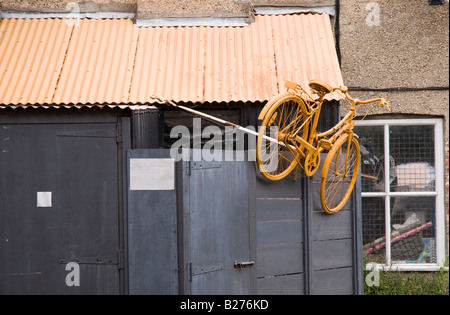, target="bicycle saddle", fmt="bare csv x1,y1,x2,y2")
309,80,333,95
